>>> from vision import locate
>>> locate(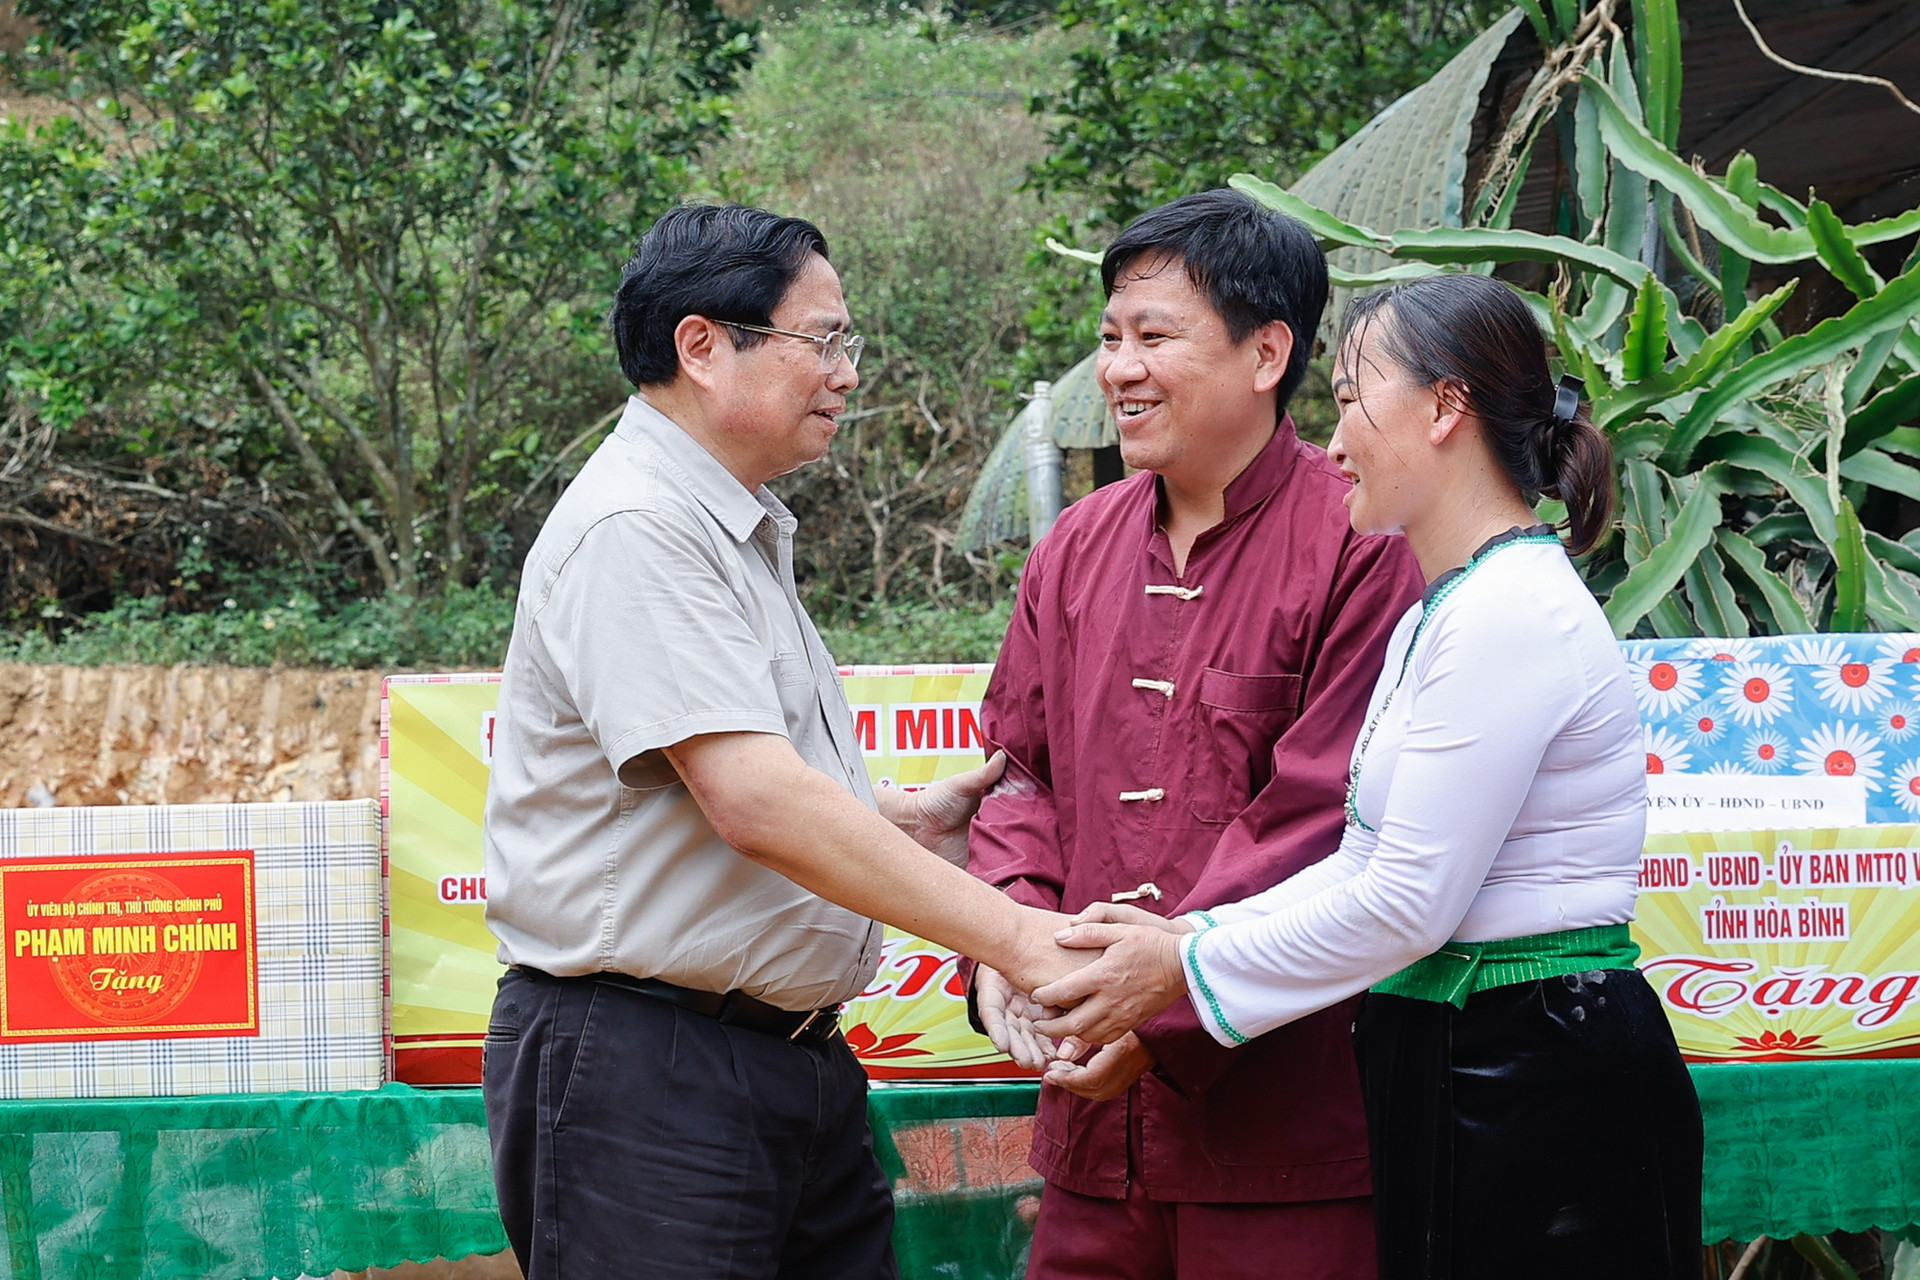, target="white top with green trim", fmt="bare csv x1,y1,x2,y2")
1180,538,1645,1047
